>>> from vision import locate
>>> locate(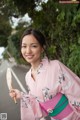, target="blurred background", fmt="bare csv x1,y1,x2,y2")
0,0,80,119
